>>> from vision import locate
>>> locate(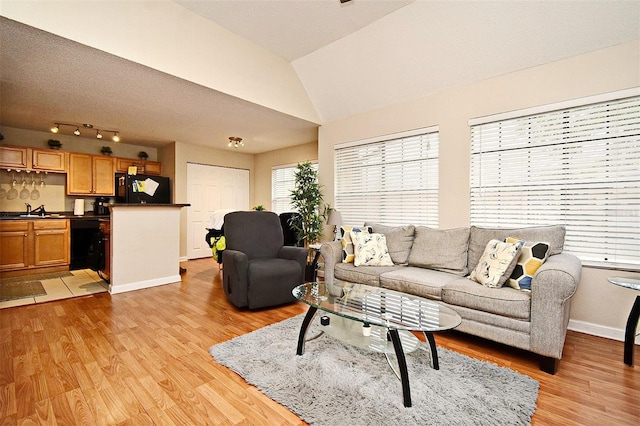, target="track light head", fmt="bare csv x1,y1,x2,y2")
96,130,103,139
73,128,80,136
51,124,59,134
112,132,120,143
